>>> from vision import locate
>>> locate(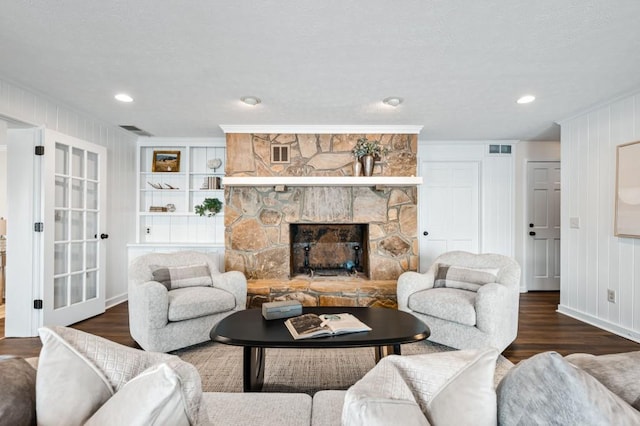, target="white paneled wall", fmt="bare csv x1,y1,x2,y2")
0,77,136,318
559,91,640,342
